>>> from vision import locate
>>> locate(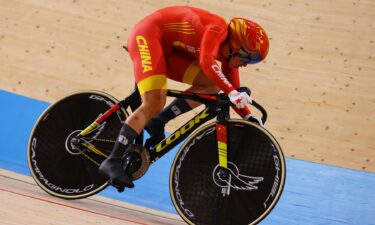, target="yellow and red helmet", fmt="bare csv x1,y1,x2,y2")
228,18,269,64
